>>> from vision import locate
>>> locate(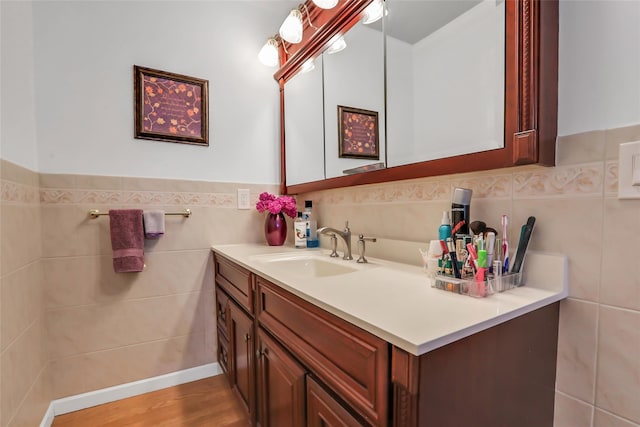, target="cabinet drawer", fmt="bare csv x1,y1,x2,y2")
215,287,230,340
256,277,389,426
214,253,253,312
